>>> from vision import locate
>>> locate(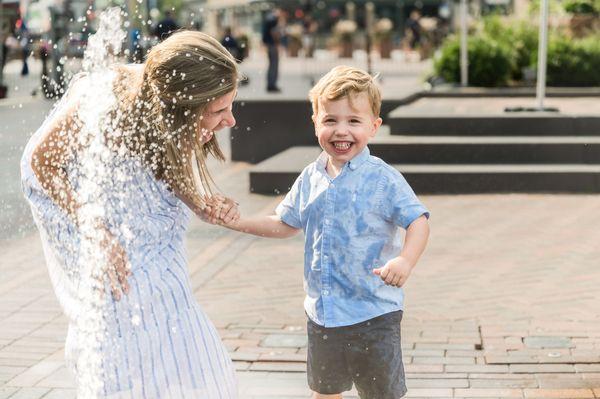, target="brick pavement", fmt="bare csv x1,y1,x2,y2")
2,157,599,397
